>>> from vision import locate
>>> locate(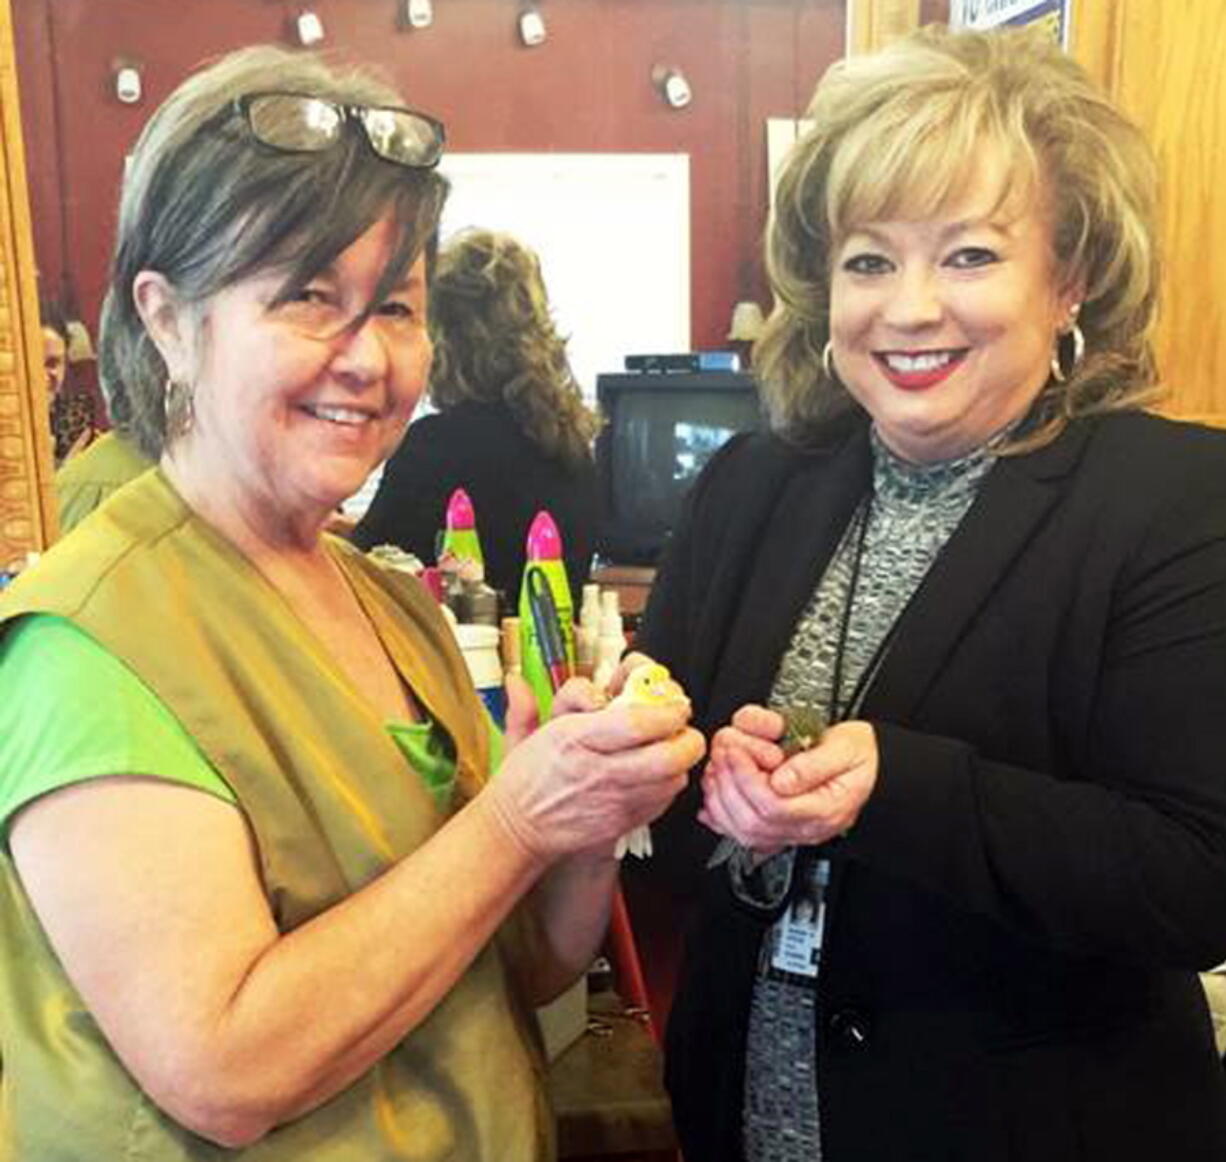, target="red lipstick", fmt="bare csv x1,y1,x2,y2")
874,350,966,391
